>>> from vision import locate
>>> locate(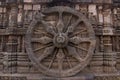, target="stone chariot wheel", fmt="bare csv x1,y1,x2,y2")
25,6,96,77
